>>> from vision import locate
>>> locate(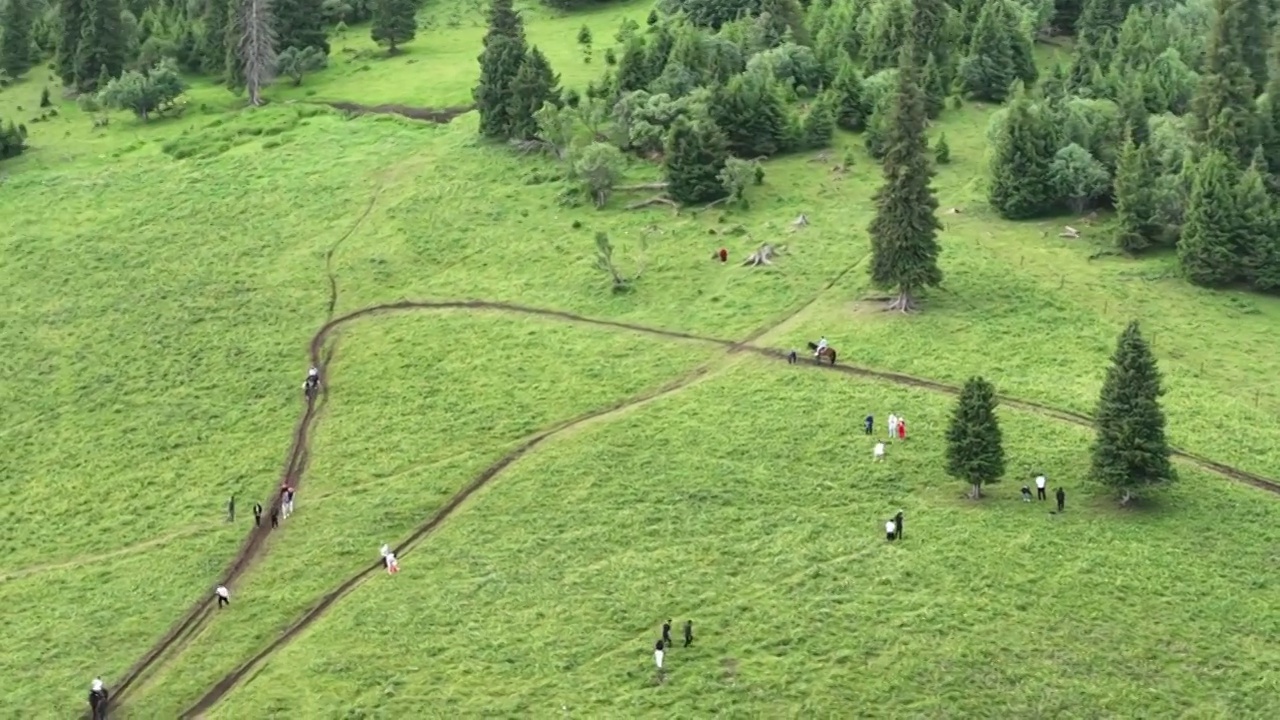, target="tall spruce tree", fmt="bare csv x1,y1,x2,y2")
946,376,1005,500
474,0,528,138
202,0,230,75
1178,151,1242,286
74,0,128,92
1113,134,1161,253
0,0,35,77
371,0,417,54
1240,0,1268,94
989,97,1058,218
56,0,84,85
227,0,277,105
1236,157,1279,289
831,57,867,131
664,116,729,205
505,46,560,141
960,0,1026,103
867,45,943,312
1091,320,1174,505
273,0,328,55
1191,0,1259,165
